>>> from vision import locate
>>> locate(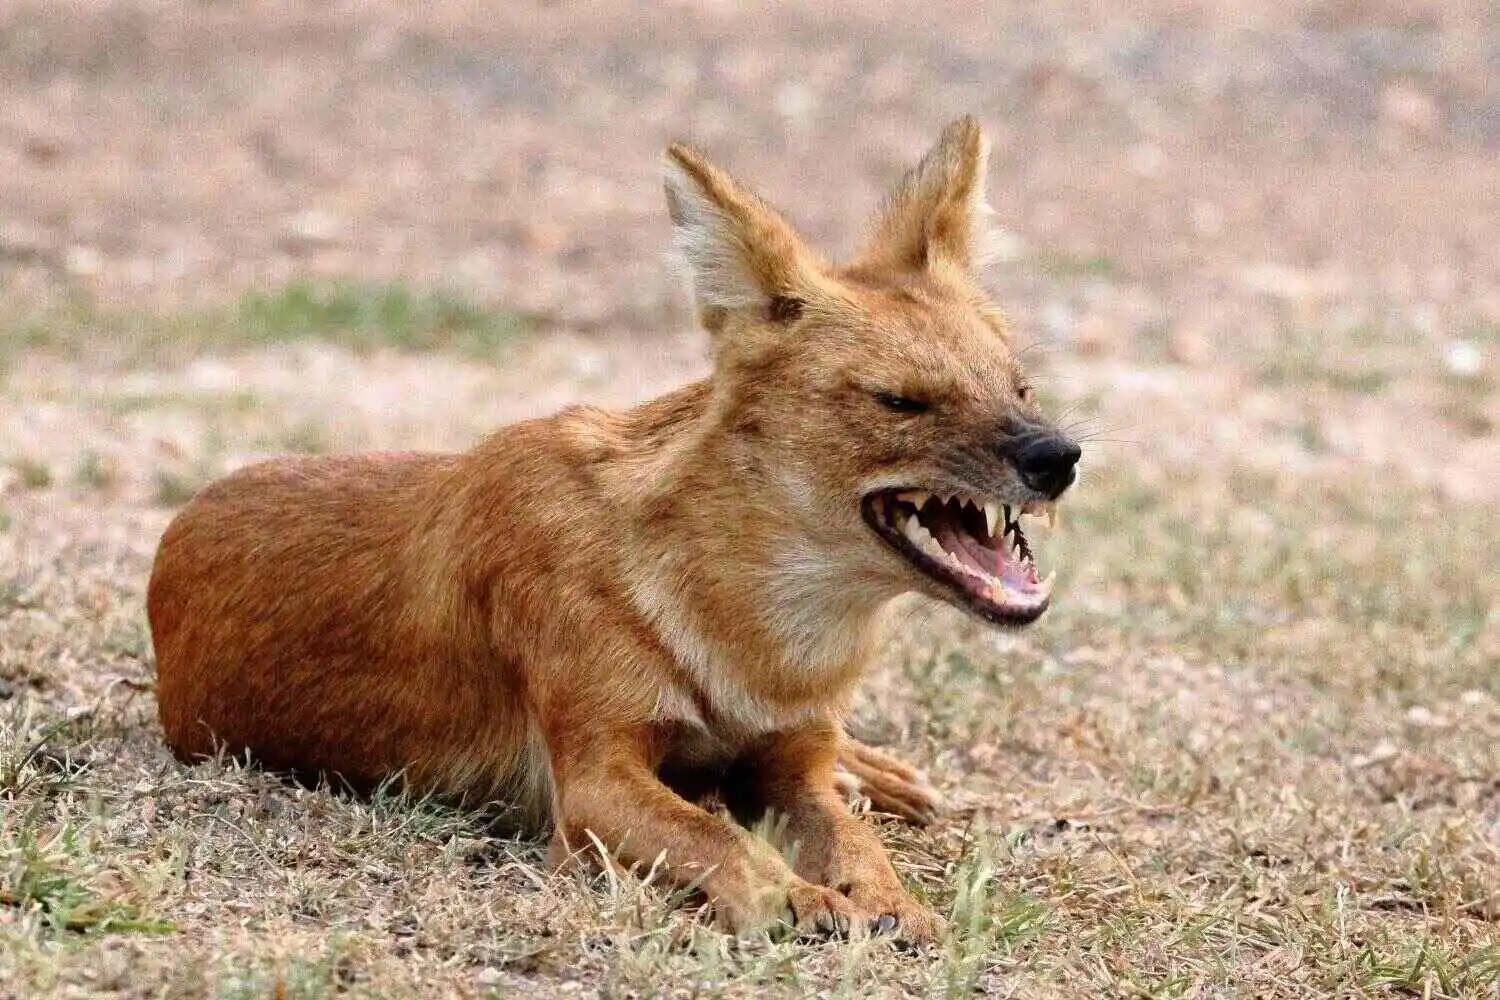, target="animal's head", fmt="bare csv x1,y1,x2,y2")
664,117,1080,627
